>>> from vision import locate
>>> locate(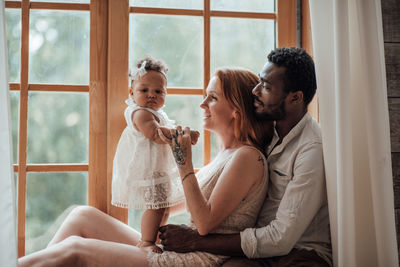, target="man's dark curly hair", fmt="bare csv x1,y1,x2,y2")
267,47,317,106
